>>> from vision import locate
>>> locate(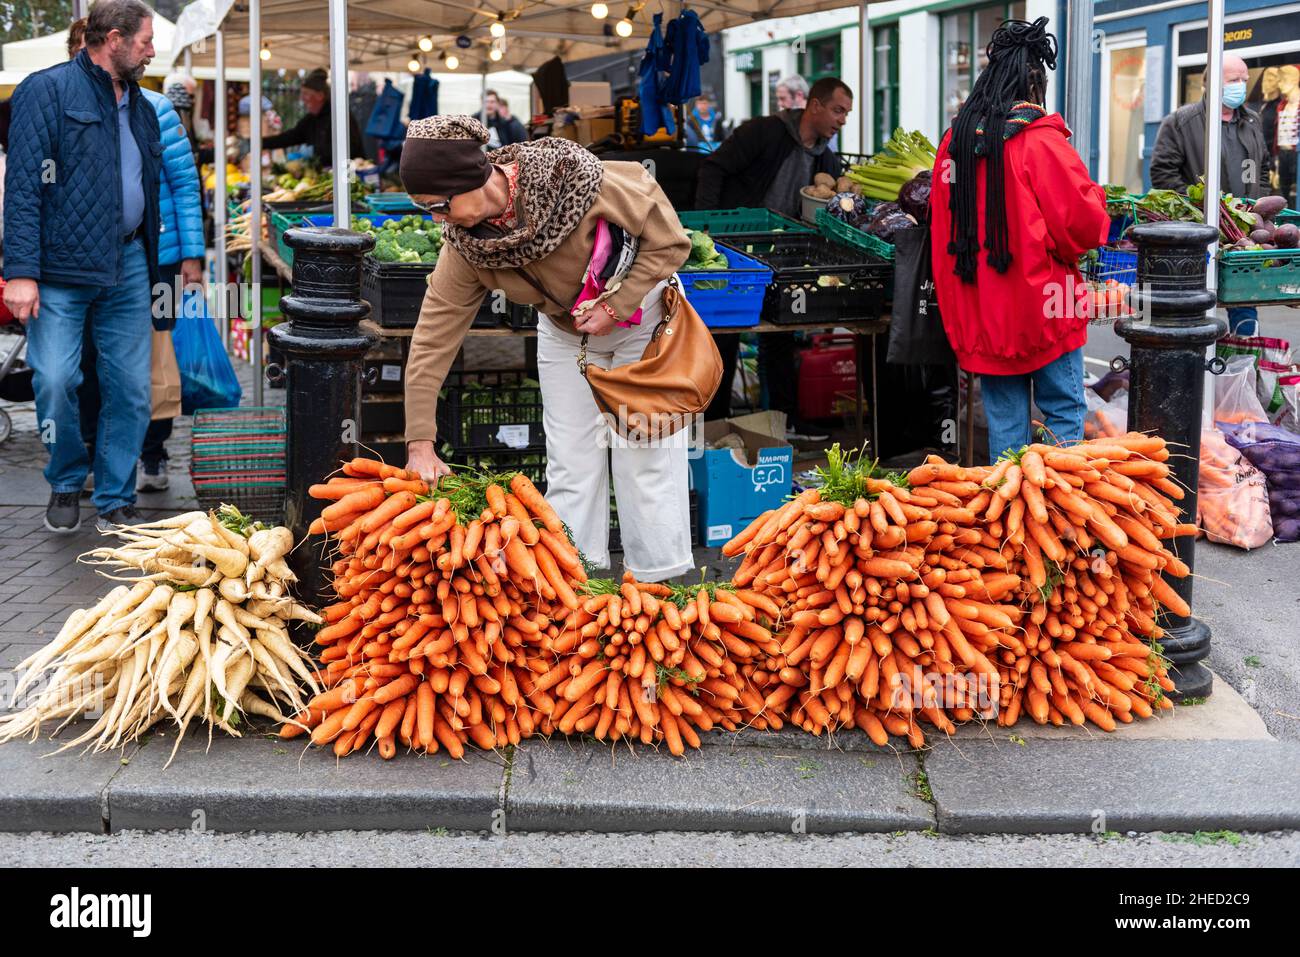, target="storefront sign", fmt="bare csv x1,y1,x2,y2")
734,50,756,72
1181,11,1300,56
456,34,472,49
